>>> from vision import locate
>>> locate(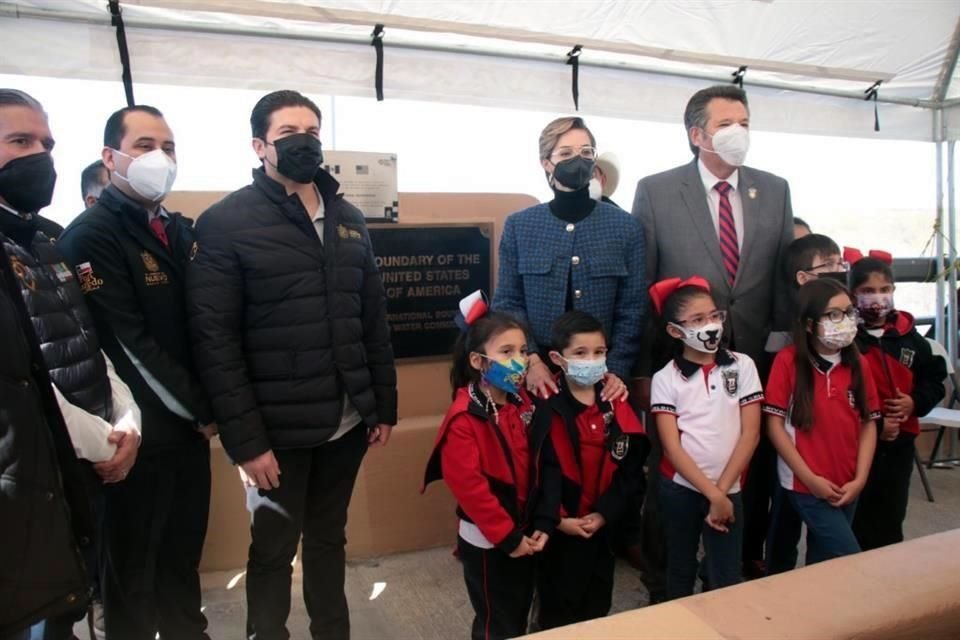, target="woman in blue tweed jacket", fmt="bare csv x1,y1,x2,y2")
492,116,647,399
